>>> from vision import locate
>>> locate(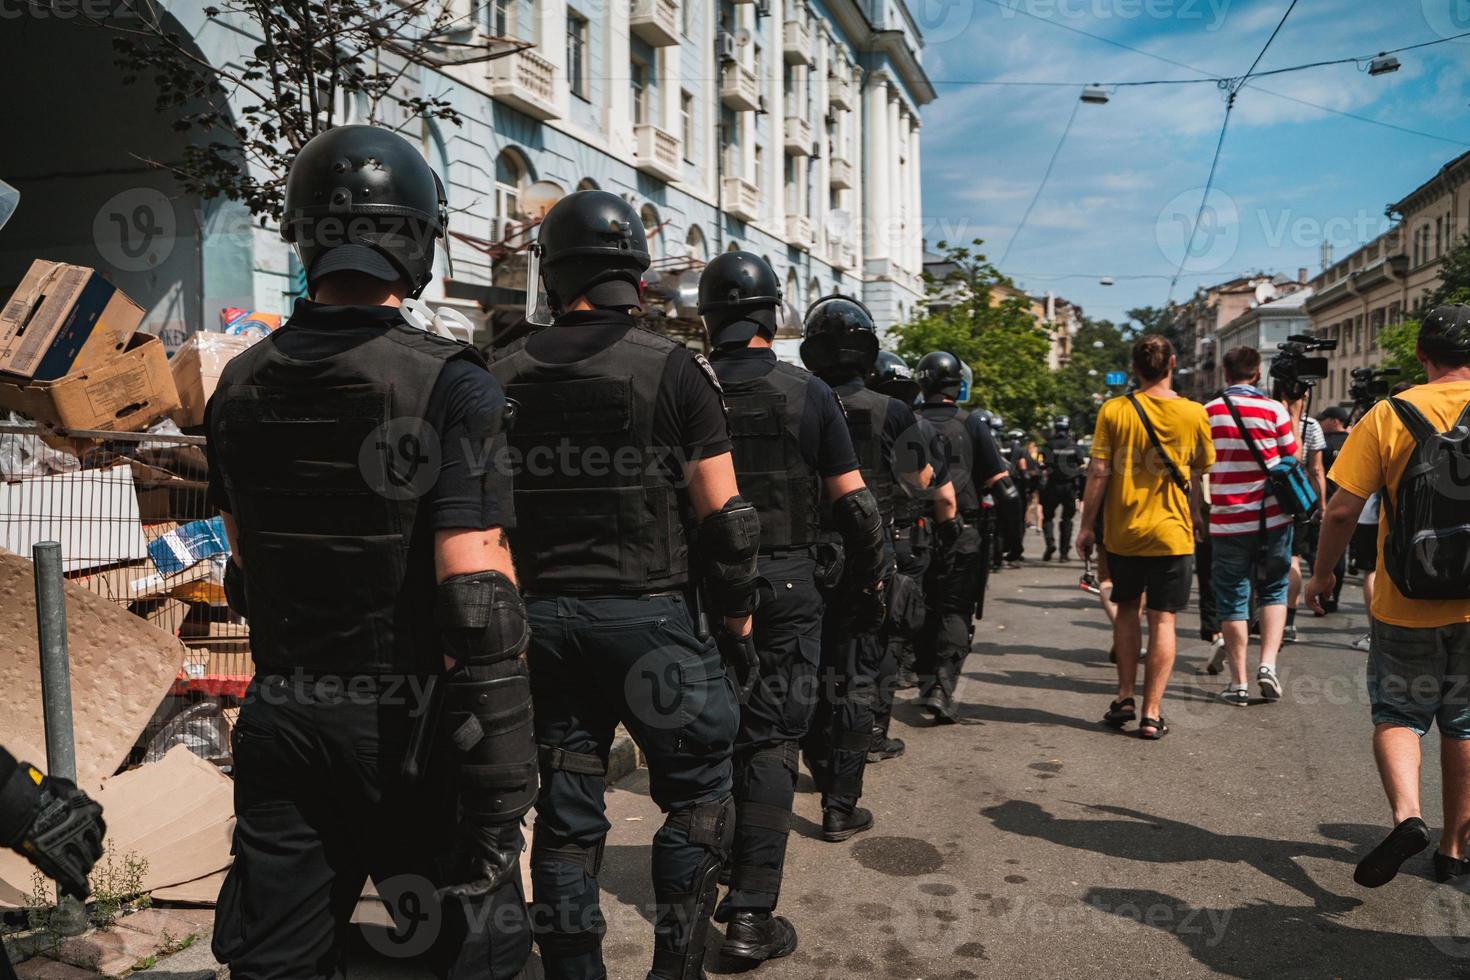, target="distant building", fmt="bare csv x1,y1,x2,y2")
1217,287,1314,385
1171,272,1307,398
917,251,1077,368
